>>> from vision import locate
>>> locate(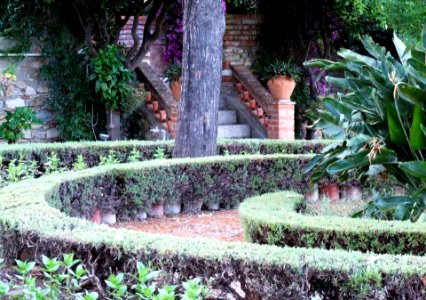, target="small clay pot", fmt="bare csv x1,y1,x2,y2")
159,110,167,122
319,183,340,201
167,120,173,131
304,185,319,202
251,109,257,116
223,61,230,69
258,117,265,126
249,99,257,110
245,102,251,109
235,83,243,93
164,202,182,216
169,78,181,101
257,107,264,117
152,100,159,112
148,203,164,218
147,103,154,111
155,113,161,120
91,208,101,224
182,198,204,213
242,91,250,101
207,202,220,211
146,91,152,103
